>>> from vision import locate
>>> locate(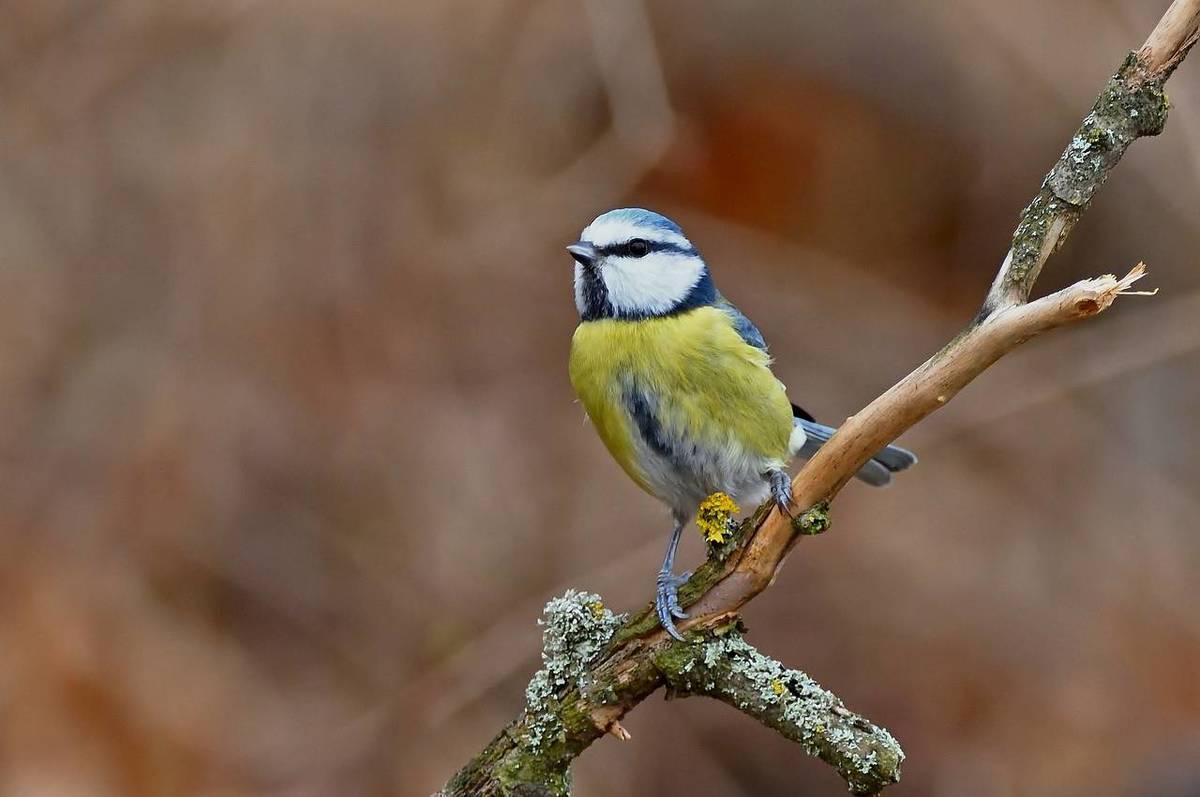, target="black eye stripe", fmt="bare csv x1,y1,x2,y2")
595,240,694,258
